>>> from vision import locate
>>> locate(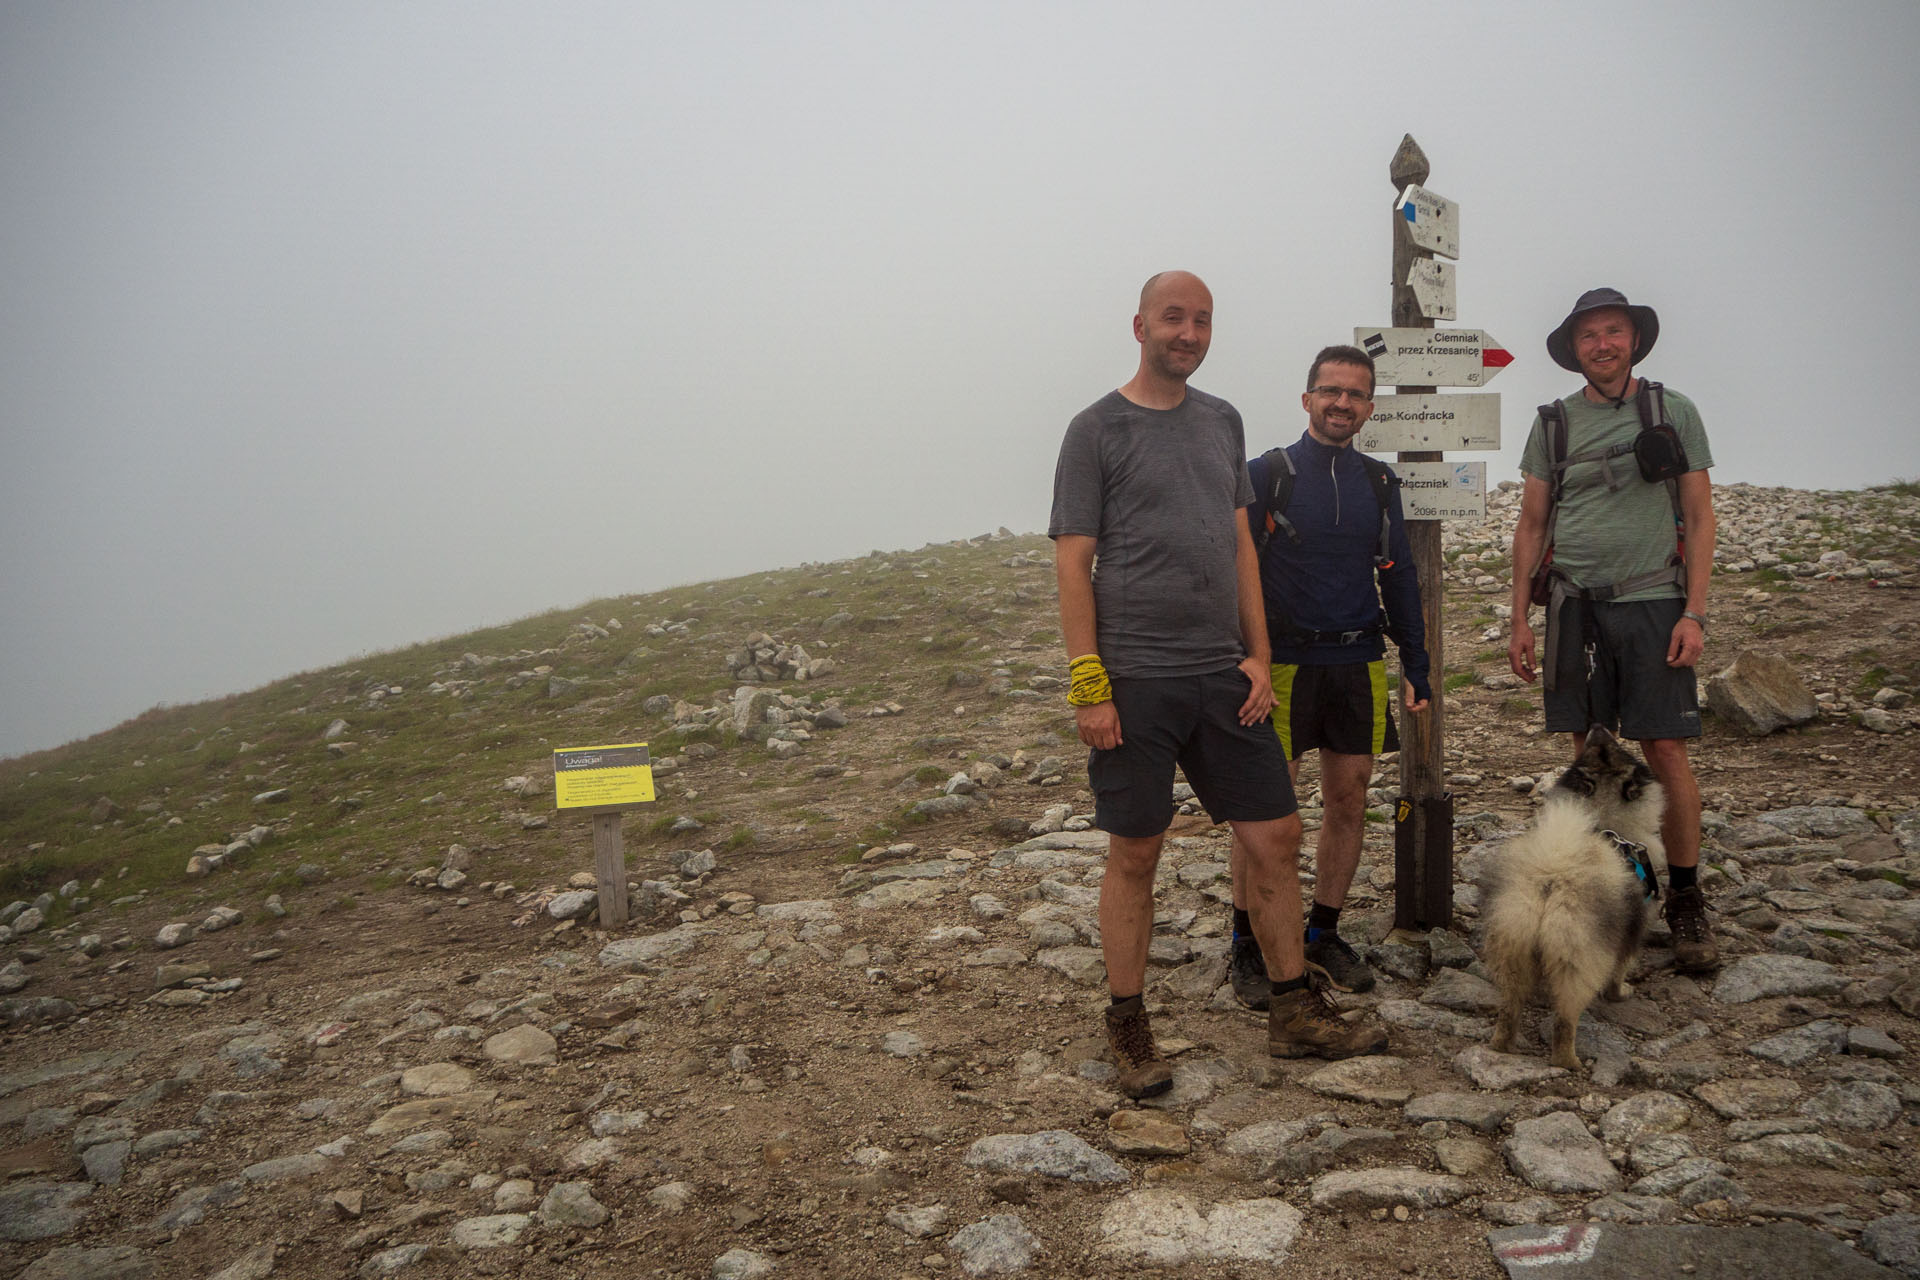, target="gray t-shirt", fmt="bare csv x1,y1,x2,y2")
1048,387,1254,678
1520,385,1713,602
